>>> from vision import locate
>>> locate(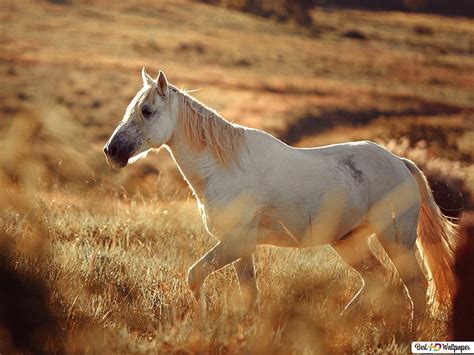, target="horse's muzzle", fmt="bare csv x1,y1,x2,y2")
103,142,134,169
